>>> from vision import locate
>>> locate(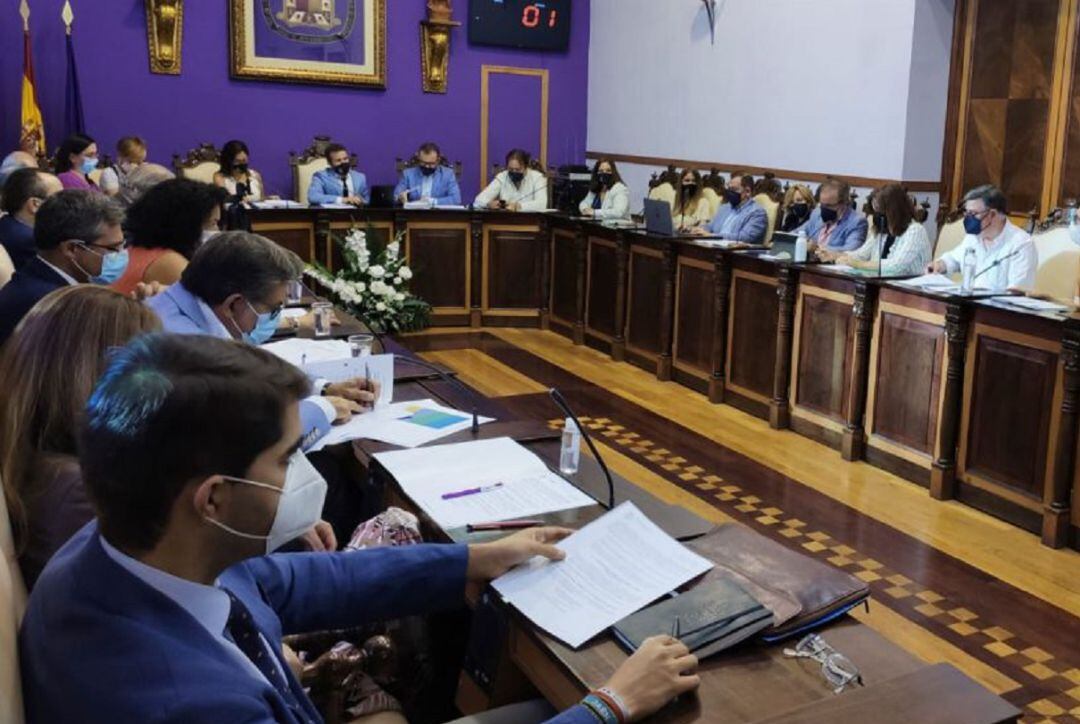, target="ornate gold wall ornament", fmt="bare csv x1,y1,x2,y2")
146,0,183,74
421,0,460,94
